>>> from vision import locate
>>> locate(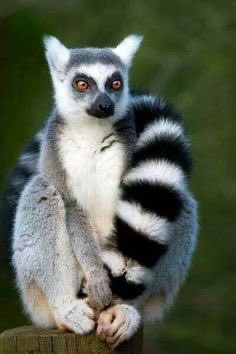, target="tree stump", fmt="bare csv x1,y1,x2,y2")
0,325,143,354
